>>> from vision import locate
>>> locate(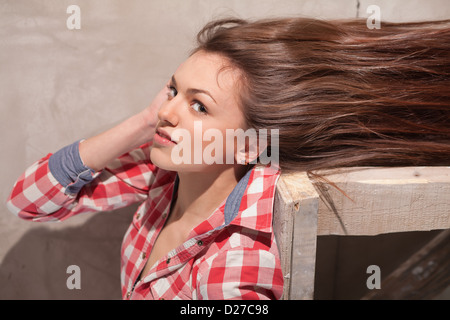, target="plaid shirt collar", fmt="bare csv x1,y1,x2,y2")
175,164,281,240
